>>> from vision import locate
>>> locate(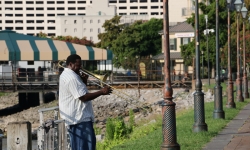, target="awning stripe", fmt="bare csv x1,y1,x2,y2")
0,41,9,61
29,40,40,61
72,43,89,60
86,46,94,60
11,40,21,61
47,40,58,61
17,41,34,60
5,41,14,61
66,42,77,55
35,41,52,60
